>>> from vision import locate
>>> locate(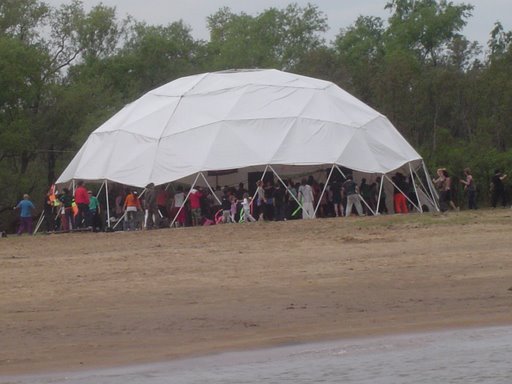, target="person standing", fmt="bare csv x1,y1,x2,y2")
273,183,285,221
331,179,344,217
298,178,315,219
14,194,35,235
88,190,101,231
171,186,186,227
342,174,364,217
460,168,477,210
59,188,74,231
74,180,90,228
123,190,142,230
263,181,275,221
441,169,458,211
241,193,256,222
392,172,409,214
43,192,56,233
221,189,233,223
189,186,203,226
491,169,507,208
255,180,266,221
144,183,160,229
